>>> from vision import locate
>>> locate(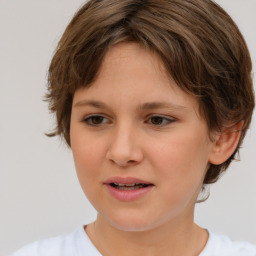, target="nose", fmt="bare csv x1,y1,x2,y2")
106,123,144,168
